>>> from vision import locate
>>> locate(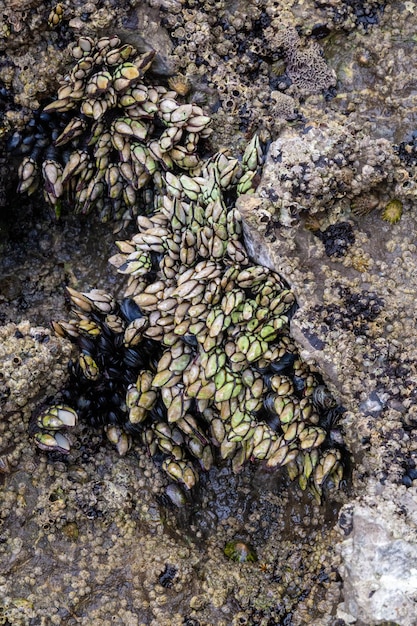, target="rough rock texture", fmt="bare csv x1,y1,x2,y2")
0,332,344,625
237,2,417,620
2,0,417,624
0,320,71,473
0,321,72,414
337,483,417,626
257,122,398,225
